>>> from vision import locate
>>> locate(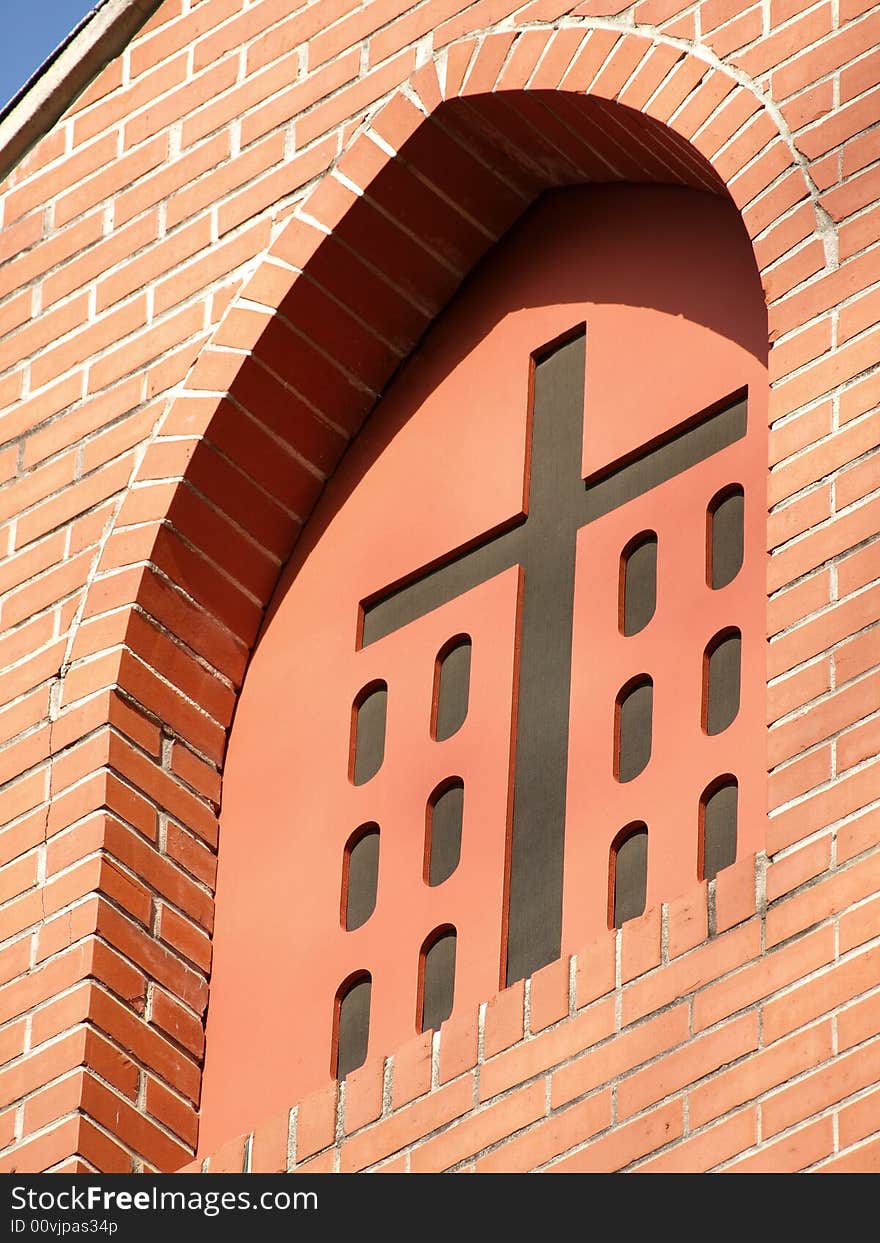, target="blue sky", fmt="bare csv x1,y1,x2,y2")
2,1,99,112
